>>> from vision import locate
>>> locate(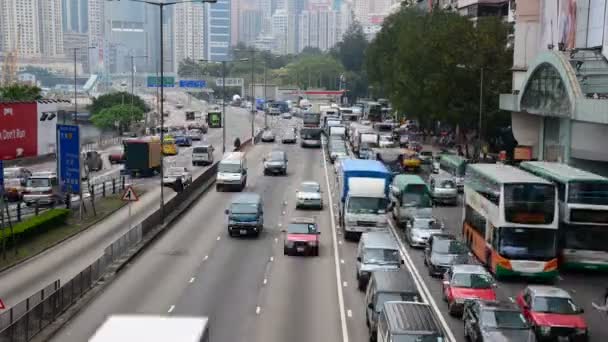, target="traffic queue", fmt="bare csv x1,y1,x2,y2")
322,101,598,342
